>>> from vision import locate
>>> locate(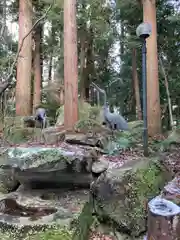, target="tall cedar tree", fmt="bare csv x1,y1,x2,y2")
64,0,78,128
33,24,43,112
143,0,161,135
16,0,32,116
